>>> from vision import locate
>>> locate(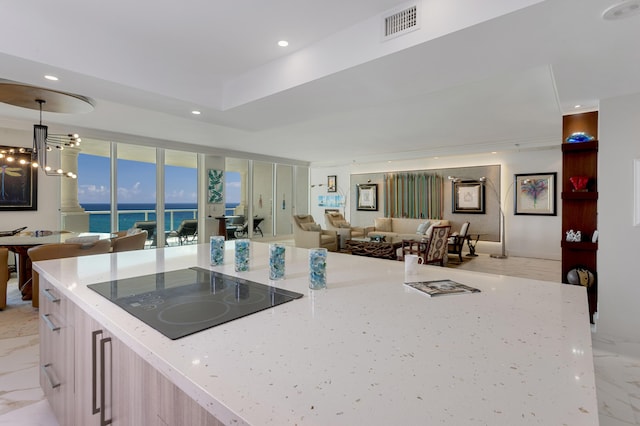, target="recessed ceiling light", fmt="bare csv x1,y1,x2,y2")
44,75,59,81
277,40,289,47
574,104,582,109
603,0,640,20
191,110,201,115
491,151,497,154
